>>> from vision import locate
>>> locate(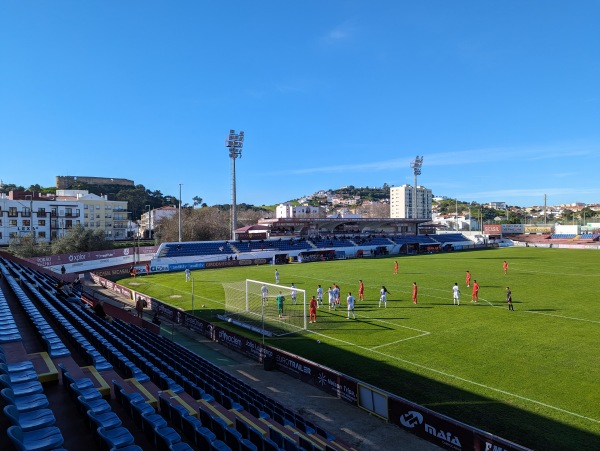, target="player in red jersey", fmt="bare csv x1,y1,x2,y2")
309,296,317,323
358,280,365,301
503,260,508,275
412,282,418,304
465,271,471,288
394,261,399,275
471,280,479,302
